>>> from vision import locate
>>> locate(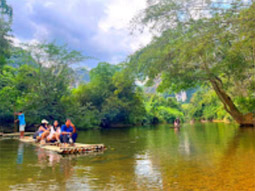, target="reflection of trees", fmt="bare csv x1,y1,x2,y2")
178,131,191,156
71,130,147,190
69,127,164,190
144,123,254,190
7,142,106,191
217,127,255,169
10,147,76,190
134,153,163,190
214,128,255,191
